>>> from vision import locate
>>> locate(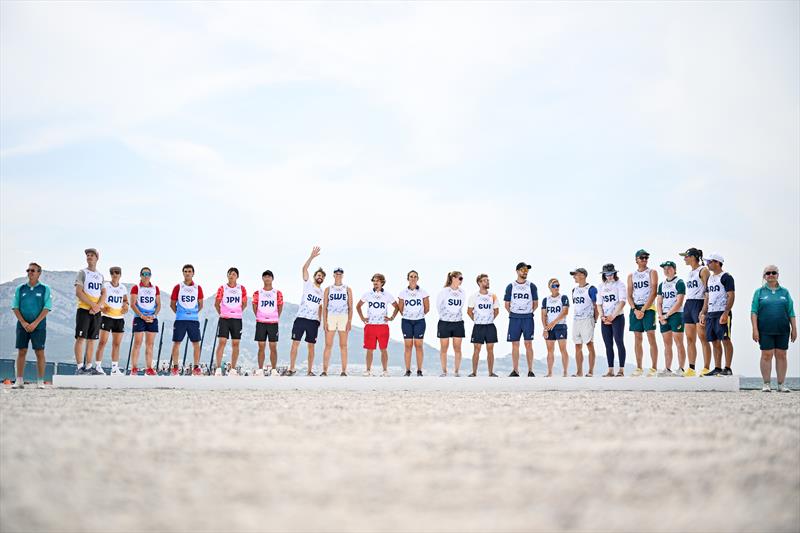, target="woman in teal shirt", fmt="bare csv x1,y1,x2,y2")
750,265,797,392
